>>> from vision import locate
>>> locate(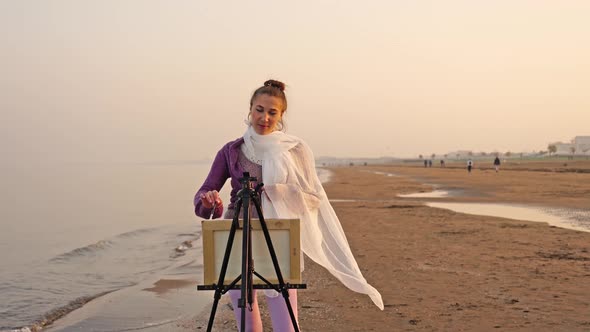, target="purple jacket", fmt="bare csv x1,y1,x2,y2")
193,137,249,219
